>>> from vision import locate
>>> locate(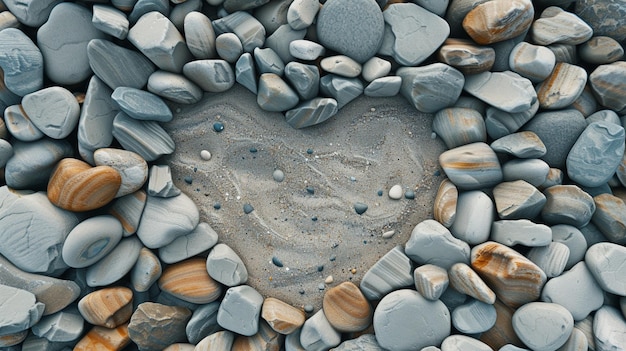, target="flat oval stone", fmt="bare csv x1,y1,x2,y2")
206,243,248,286
437,38,495,74
451,190,494,245
585,242,626,295
184,11,216,59
85,236,142,287
128,302,191,350
182,59,235,93
491,219,552,247
5,138,73,189
493,180,546,220
158,222,218,264
593,305,626,350
77,76,116,161
22,86,80,139
513,303,573,351
87,39,156,90
397,63,465,113
78,287,133,328
112,112,175,162
285,97,338,129
526,242,570,278
360,245,414,300
579,36,624,64
316,0,384,63
92,4,130,40
432,107,486,149
541,185,595,227
452,299,496,334
592,193,626,244
0,28,44,96
433,179,458,228
502,158,550,187
463,0,533,45
323,281,372,332
261,297,305,335
532,6,593,45
439,142,503,190
491,131,546,158
158,258,222,304
289,39,325,61
218,285,264,337
130,247,162,292
111,87,173,122
109,190,147,236
94,148,148,198
147,70,203,104
216,33,243,63
413,264,449,301
536,62,587,110
136,193,199,249
257,73,299,112
509,41,556,83
463,71,536,113
62,215,123,268
589,61,626,113
406,219,470,270
373,289,450,351
3,104,44,142
37,2,106,85
449,262,496,304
